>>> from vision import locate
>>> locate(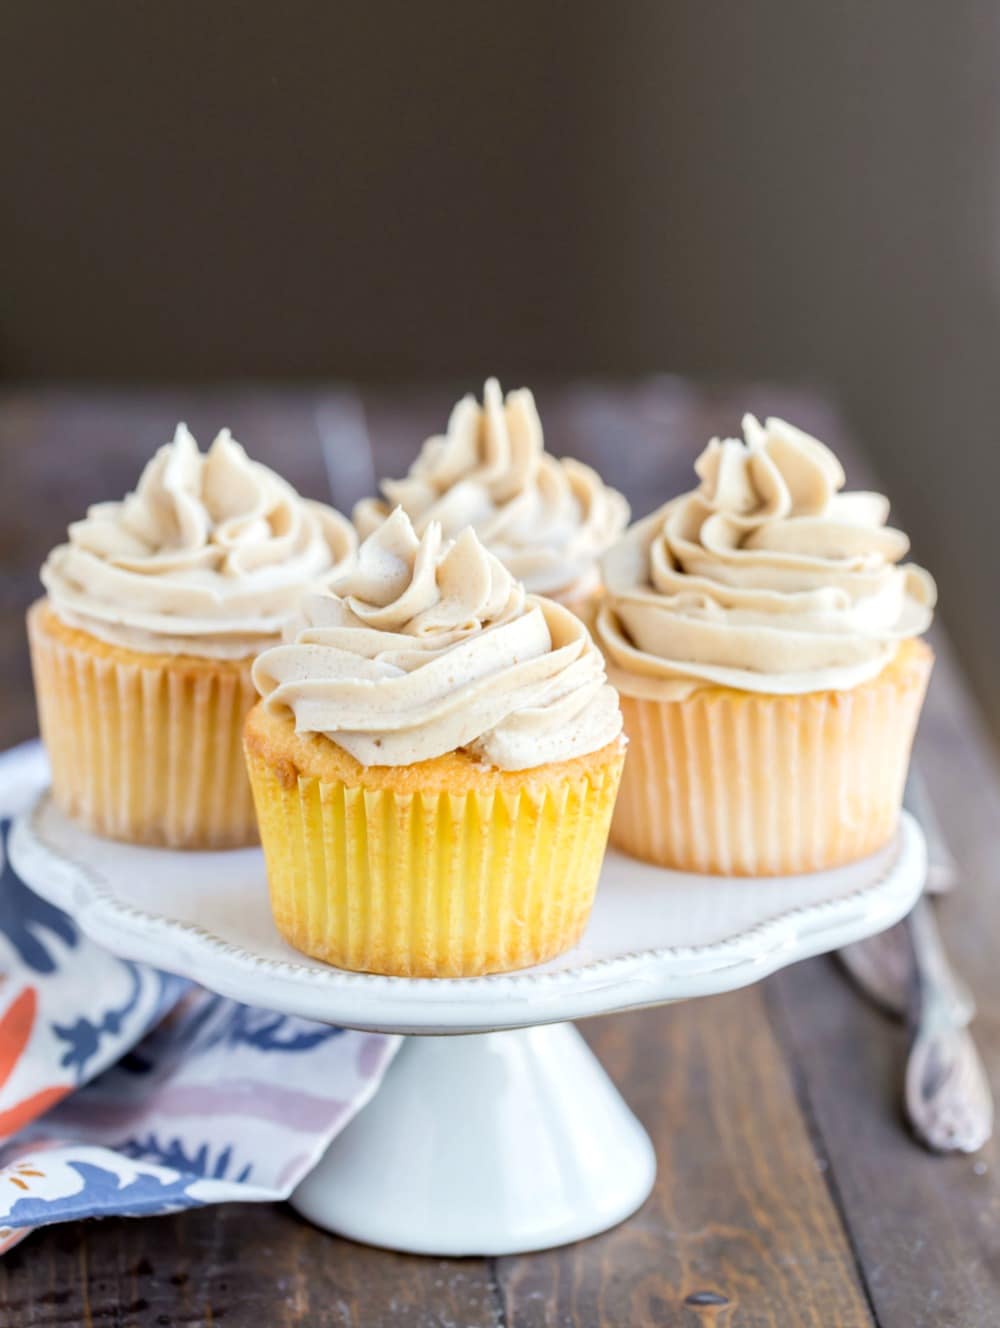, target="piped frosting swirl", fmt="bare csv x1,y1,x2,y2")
354,378,629,604
41,424,357,658
253,508,623,768
596,414,936,697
